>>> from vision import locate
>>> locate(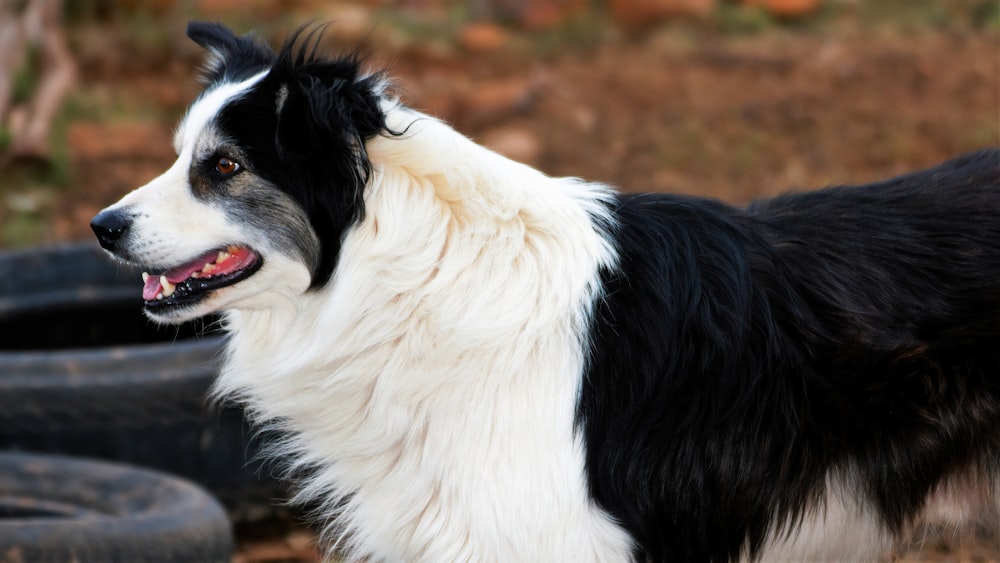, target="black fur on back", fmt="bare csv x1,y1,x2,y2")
579,149,1000,562
186,22,391,287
